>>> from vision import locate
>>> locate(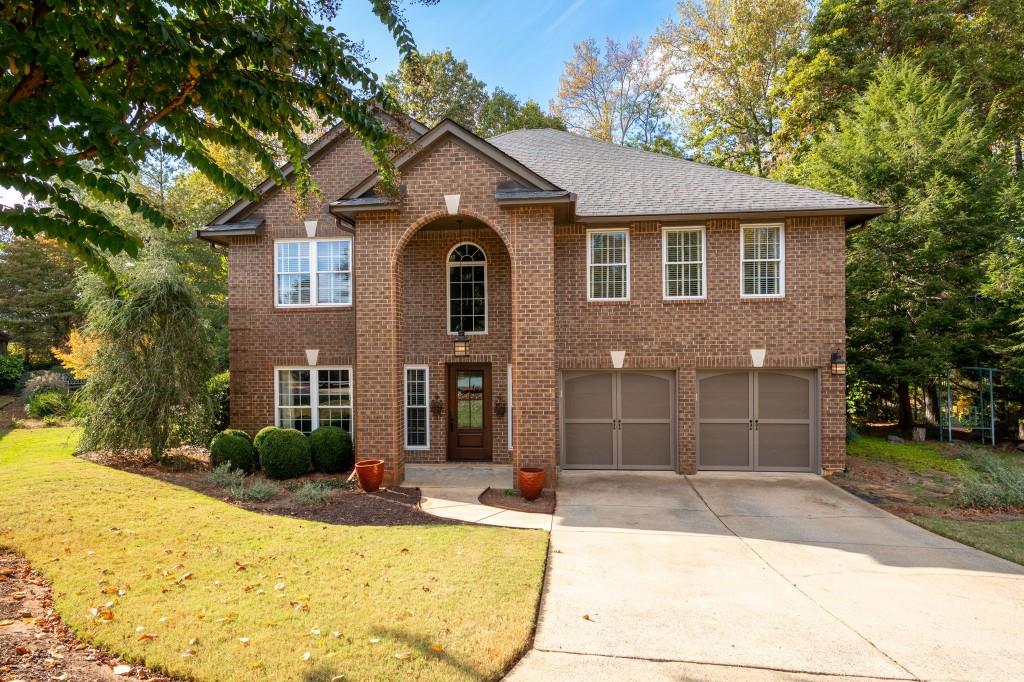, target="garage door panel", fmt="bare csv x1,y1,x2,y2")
620,423,673,467
699,372,751,419
620,373,672,420
756,423,812,469
699,423,752,469
564,373,614,420
565,423,615,467
757,372,810,420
